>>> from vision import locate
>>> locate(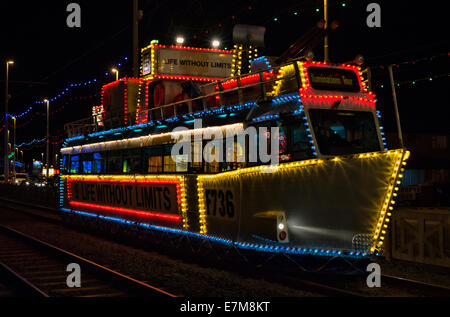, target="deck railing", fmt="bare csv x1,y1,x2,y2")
64,59,304,138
